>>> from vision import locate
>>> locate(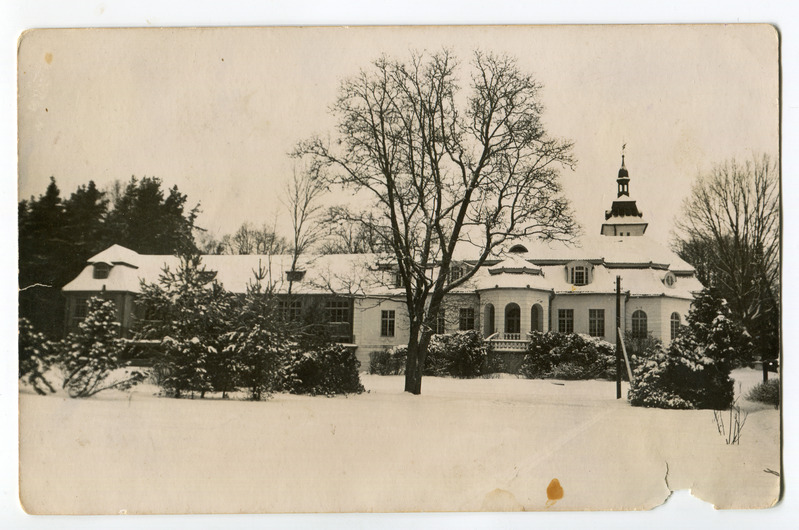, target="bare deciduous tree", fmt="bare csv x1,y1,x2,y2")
295,50,577,394
283,164,327,294
673,153,780,362
318,206,392,254
220,222,289,256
